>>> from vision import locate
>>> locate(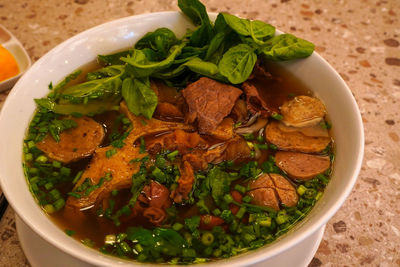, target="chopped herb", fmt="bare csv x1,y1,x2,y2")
106,148,117,158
